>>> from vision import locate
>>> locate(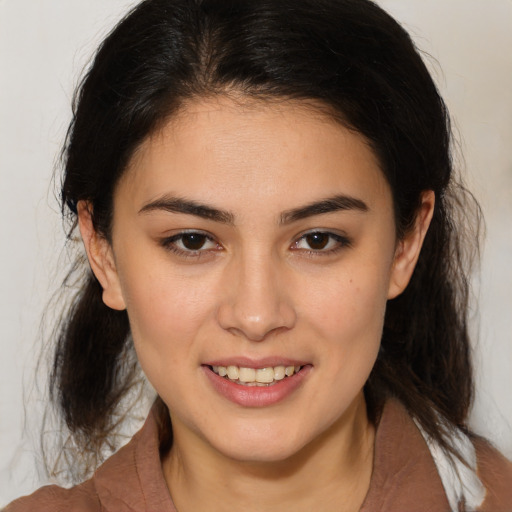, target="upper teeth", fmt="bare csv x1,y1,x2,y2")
212,365,301,384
